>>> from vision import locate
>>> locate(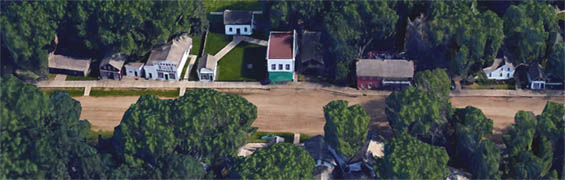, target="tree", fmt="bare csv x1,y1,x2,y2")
377,134,450,179
234,143,315,179
385,87,453,146
0,75,104,179
323,100,370,158
547,41,564,83
112,88,257,178
472,140,502,179
161,153,206,179
502,1,559,65
0,1,65,79
266,0,324,30
414,68,451,103
405,0,503,79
